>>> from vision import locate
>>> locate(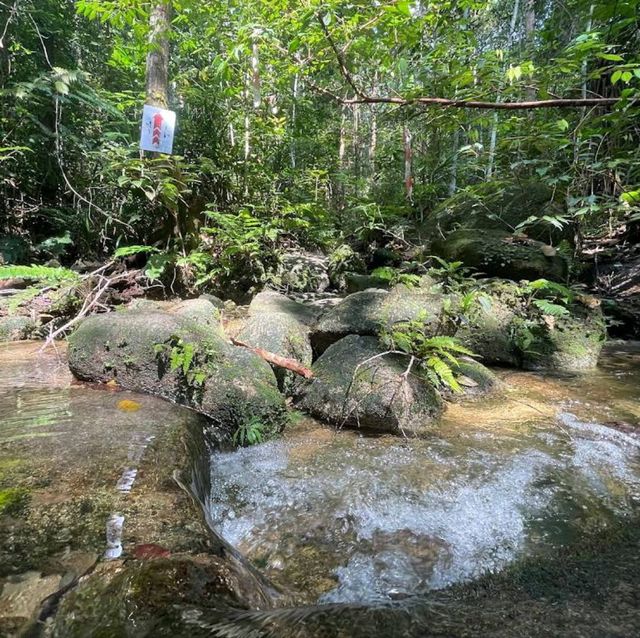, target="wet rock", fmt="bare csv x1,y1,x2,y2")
68,310,286,434
452,357,502,398
312,284,446,354
296,335,443,435
431,228,569,282
50,554,279,637
0,316,37,342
